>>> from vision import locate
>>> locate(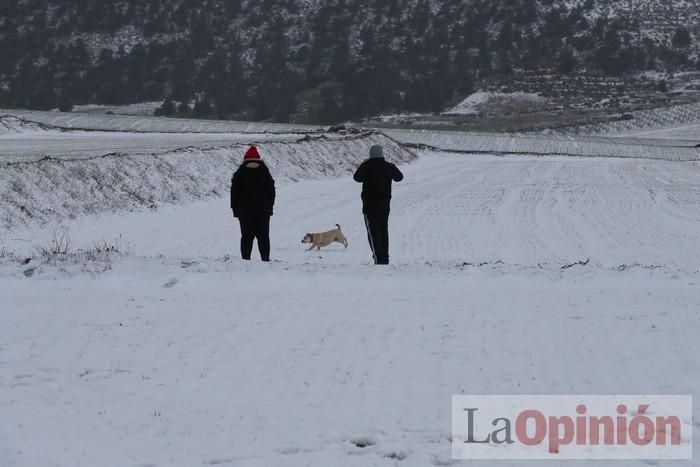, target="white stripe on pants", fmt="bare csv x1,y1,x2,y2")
364,214,377,264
